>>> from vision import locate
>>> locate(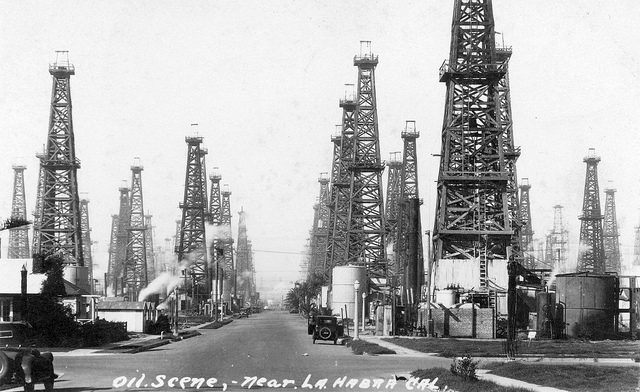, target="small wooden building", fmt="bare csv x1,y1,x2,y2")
95,300,156,332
